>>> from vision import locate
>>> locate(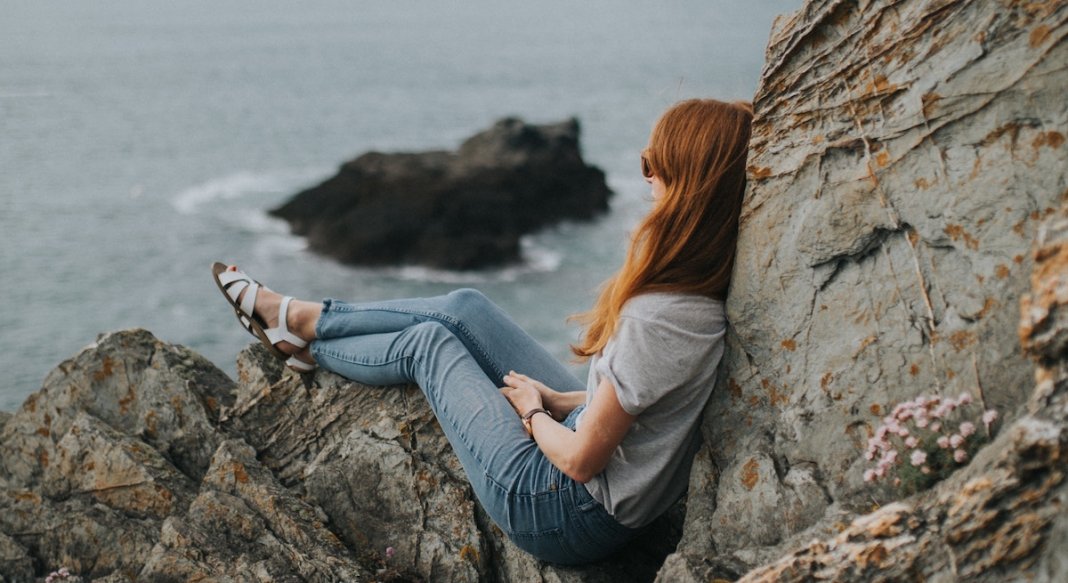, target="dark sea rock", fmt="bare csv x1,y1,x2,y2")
270,117,613,270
